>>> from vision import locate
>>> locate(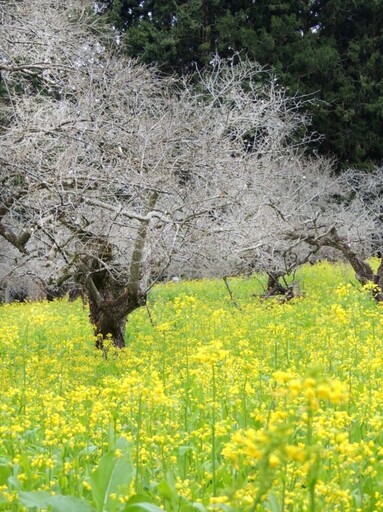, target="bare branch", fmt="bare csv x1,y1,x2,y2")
0,62,71,73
